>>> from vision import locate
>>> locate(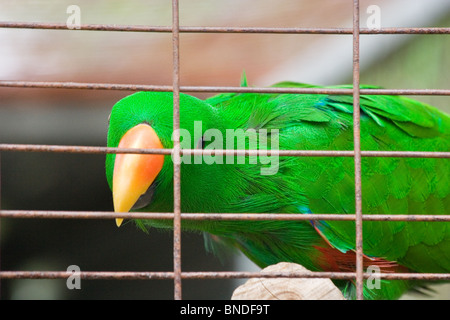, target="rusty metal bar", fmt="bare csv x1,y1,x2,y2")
0,270,449,281
186,87,450,96
1,210,449,222
0,271,357,280
1,80,450,96
0,144,172,155
353,0,364,300
0,152,2,298
0,21,449,35
1,144,449,158
171,0,182,301
0,81,172,92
